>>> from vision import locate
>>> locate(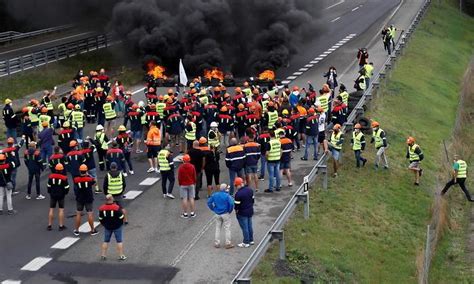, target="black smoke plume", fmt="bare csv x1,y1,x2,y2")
110,0,321,76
